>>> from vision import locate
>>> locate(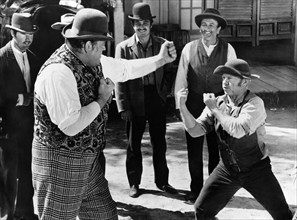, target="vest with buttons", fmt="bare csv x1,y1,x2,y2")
215,92,264,172
186,38,228,117
34,44,111,153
